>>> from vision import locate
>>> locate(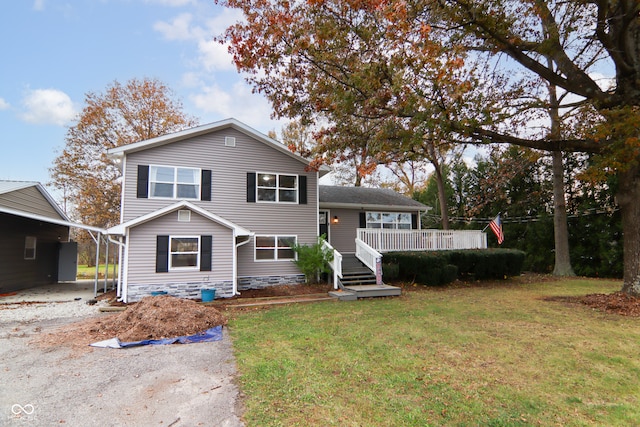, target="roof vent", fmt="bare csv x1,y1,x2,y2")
225,136,236,147
178,210,191,222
